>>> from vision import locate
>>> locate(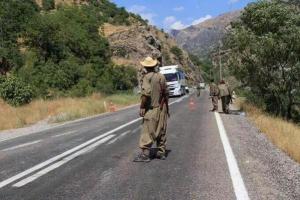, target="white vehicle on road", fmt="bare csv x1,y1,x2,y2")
160,65,187,97
199,82,206,89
